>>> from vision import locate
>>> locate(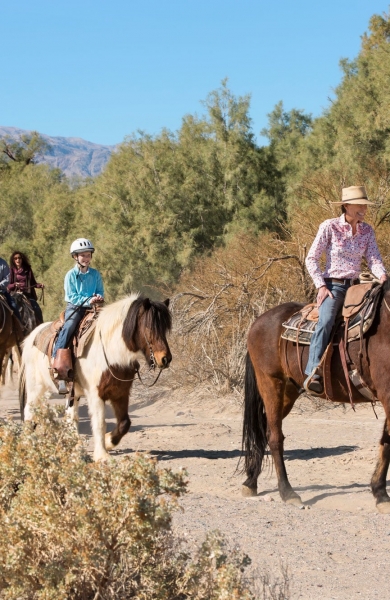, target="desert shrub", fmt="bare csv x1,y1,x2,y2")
0,404,263,599
168,231,312,395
